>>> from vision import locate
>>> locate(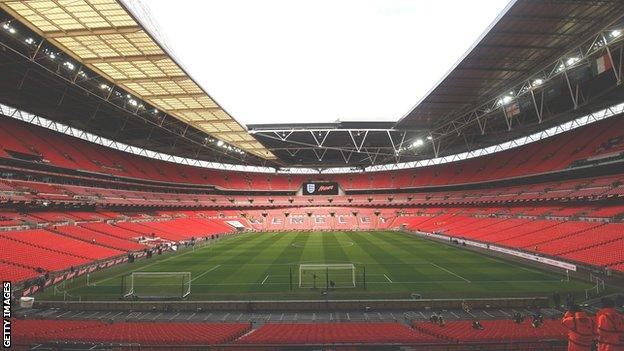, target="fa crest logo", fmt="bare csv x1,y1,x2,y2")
306,183,316,193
